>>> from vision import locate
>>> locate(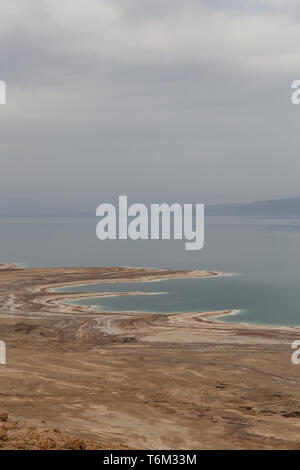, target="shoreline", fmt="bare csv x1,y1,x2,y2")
1,264,300,449
1,260,299,339
2,261,298,332
52,273,298,332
